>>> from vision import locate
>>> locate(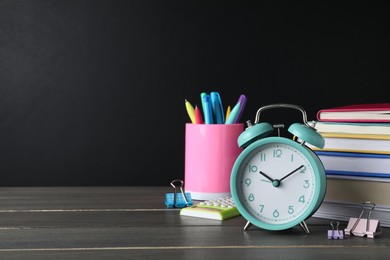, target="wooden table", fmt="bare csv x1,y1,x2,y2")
0,186,388,259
